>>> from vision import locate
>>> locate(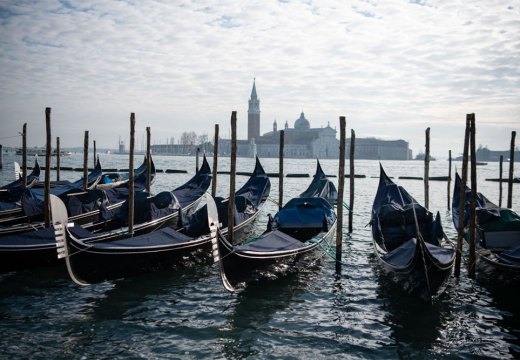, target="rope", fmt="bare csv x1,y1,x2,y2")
306,237,349,266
